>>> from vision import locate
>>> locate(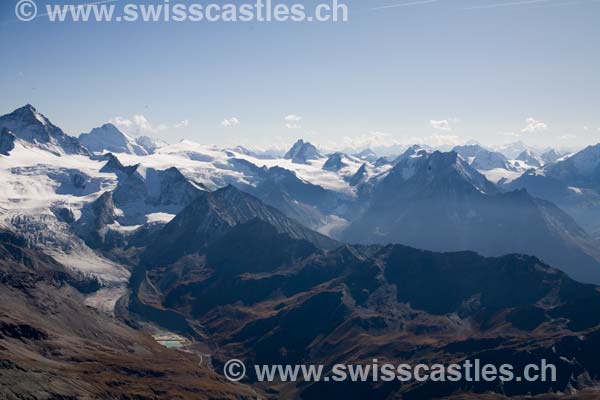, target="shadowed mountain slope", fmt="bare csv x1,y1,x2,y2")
0,229,254,399
343,151,600,284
